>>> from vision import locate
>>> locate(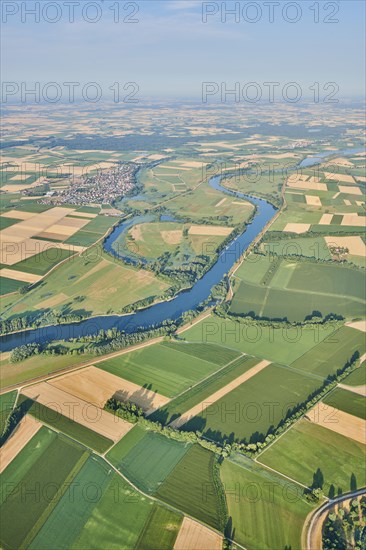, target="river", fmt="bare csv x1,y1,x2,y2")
1,146,364,351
